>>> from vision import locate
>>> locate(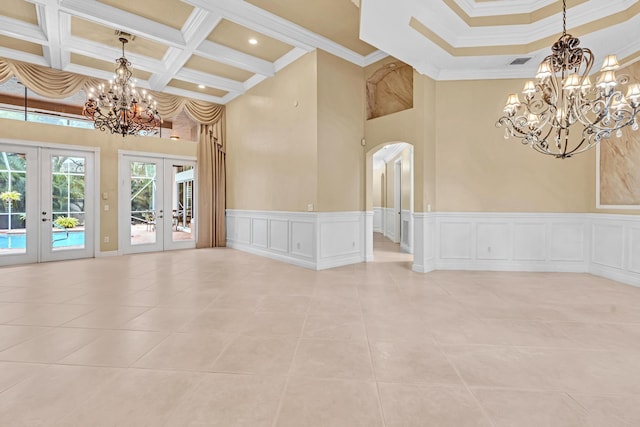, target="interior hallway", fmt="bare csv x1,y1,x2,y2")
0,244,640,425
